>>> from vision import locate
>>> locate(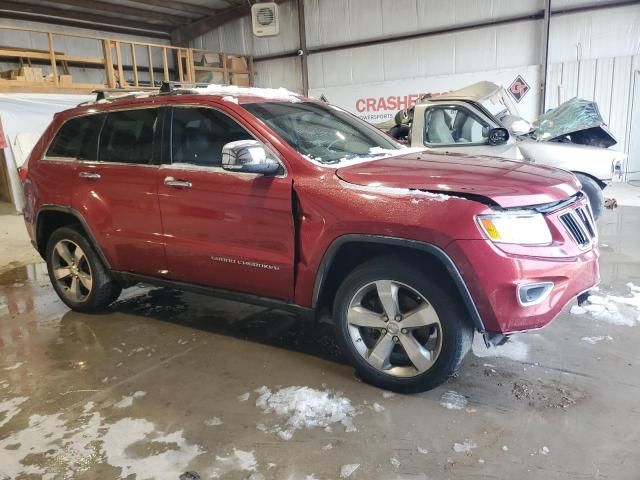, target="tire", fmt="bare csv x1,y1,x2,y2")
574,173,604,220
333,257,473,393
45,225,121,312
